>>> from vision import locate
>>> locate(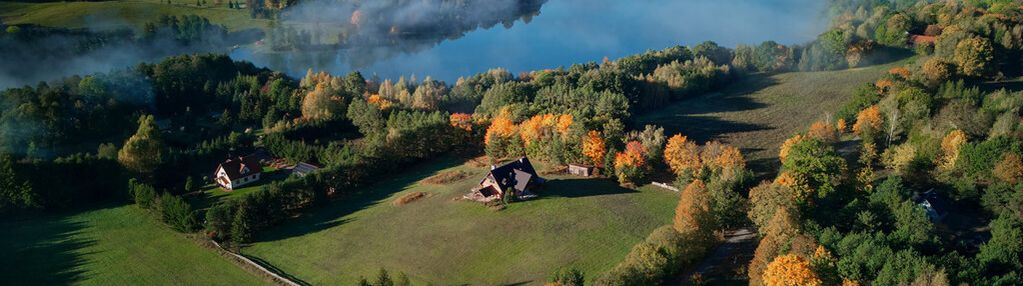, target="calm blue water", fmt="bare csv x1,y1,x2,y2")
232,0,829,82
